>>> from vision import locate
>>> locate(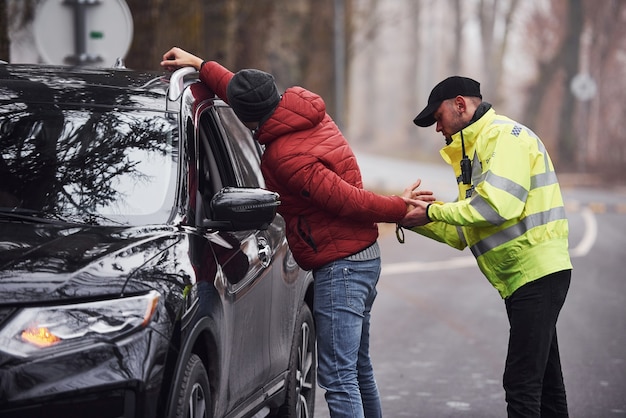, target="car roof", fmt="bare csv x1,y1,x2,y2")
0,63,174,112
